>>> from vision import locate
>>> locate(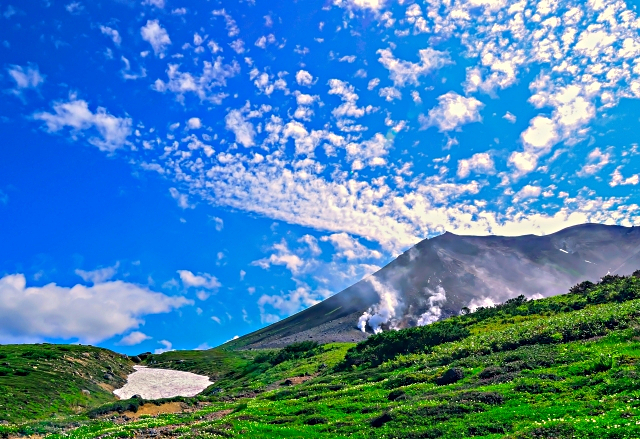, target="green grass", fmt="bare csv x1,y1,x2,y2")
0,343,133,424
6,274,640,438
